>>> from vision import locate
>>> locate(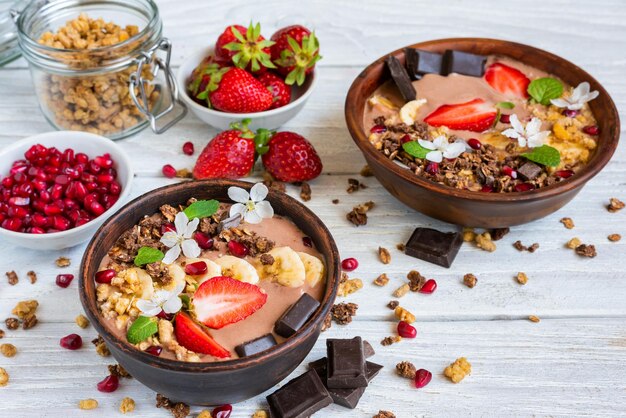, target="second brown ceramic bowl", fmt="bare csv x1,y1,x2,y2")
345,38,620,227
79,179,340,405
